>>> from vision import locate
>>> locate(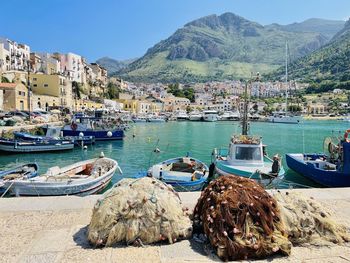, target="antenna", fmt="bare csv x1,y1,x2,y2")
285,41,288,112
